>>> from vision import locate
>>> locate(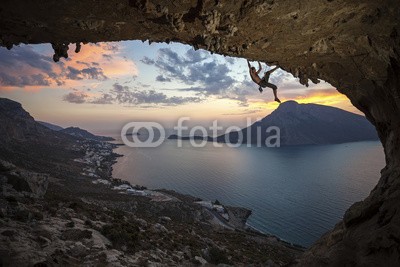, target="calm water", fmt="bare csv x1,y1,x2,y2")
112,140,384,247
